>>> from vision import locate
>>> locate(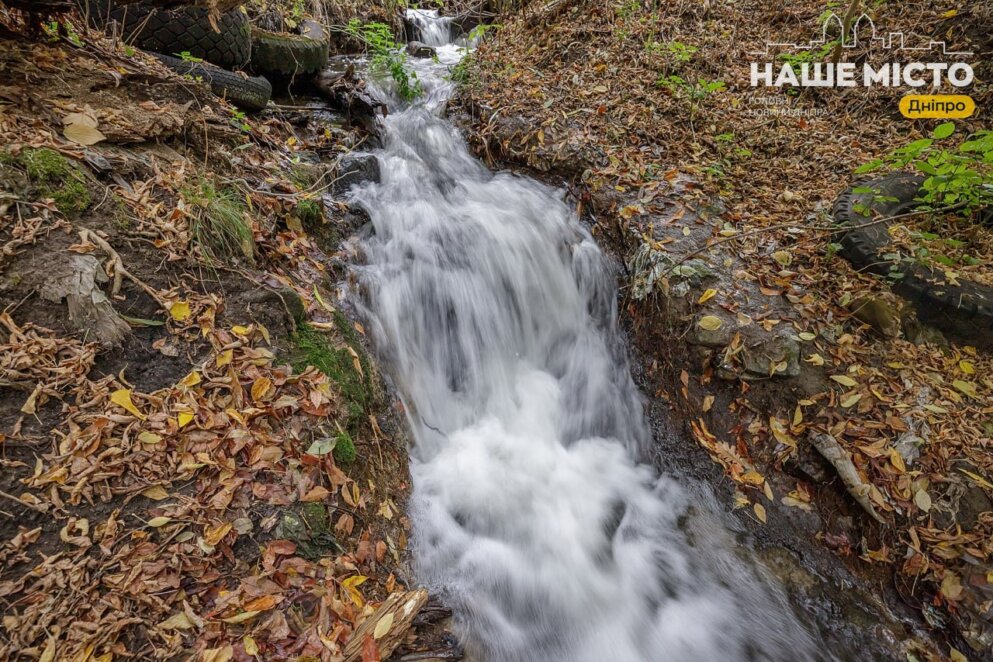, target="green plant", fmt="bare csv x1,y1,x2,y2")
857,123,993,218
343,20,422,101
776,40,837,67
181,179,254,264
176,51,204,63
229,109,252,133
41,21,83,47
645,39,697,63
